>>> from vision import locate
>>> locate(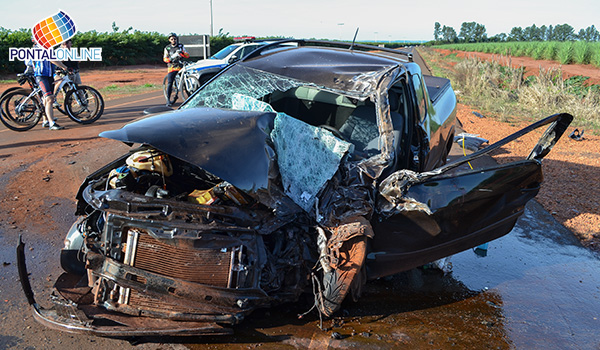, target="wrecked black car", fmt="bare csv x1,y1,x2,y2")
18,40,573,336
